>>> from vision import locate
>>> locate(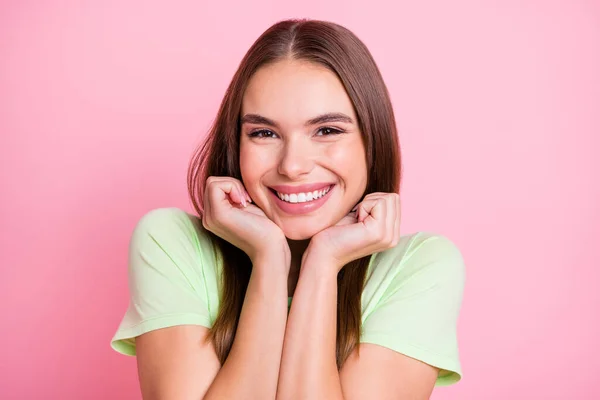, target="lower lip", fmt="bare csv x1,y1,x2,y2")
270,185,334,215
